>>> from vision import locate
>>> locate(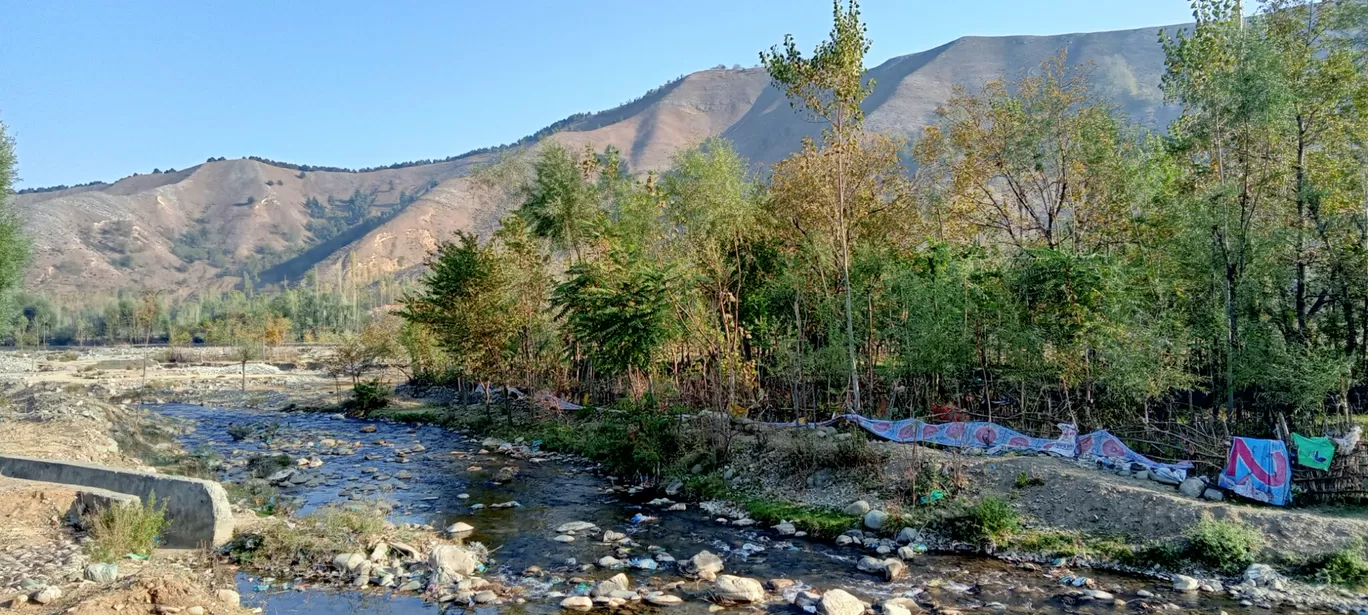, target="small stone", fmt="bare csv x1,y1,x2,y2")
474,591,498,604
1179,478,1205,498
561,596,593,611
557,521,598,533
767,579,796,591
863,509,889,530
446,522,475,534
668,503,686,511
85,563,119,583
603,530,627,542
774,522,797,536
844,500,871,515
1202,488,1224,501
712,575,765,604
554,534,575,543
646,593,683,606
896,546,918,560
1136,589,1155,599
31,587,62,605
598,556,624,568
881,558,907,581
1172,575,1200,592
187,607,205,615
